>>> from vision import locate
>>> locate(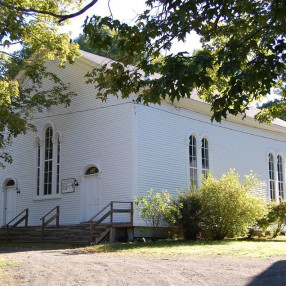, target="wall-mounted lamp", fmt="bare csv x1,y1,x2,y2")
74,179,79,187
